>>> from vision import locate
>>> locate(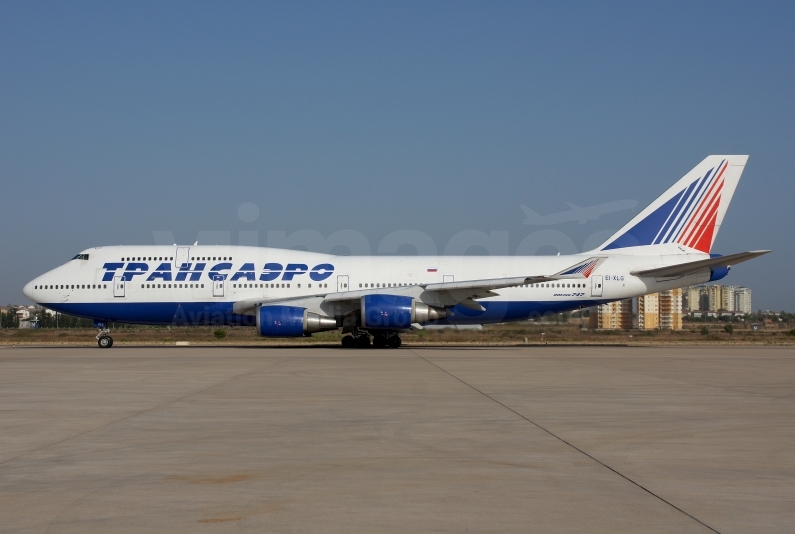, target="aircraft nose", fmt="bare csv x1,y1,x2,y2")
23,279,36,302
